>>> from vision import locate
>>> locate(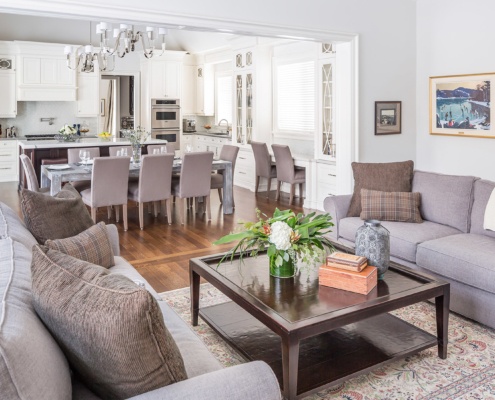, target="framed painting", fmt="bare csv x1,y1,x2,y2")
375,101,401,135
430,72,495,138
